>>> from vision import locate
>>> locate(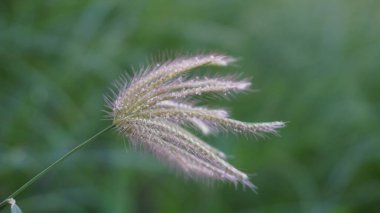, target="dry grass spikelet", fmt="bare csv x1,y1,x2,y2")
105,53,285,190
